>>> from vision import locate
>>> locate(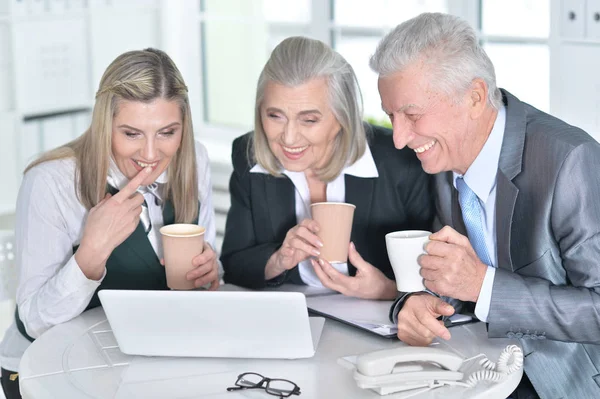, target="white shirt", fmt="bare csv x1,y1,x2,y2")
250,145,379,286
0,141,217,372
452,105,506,322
